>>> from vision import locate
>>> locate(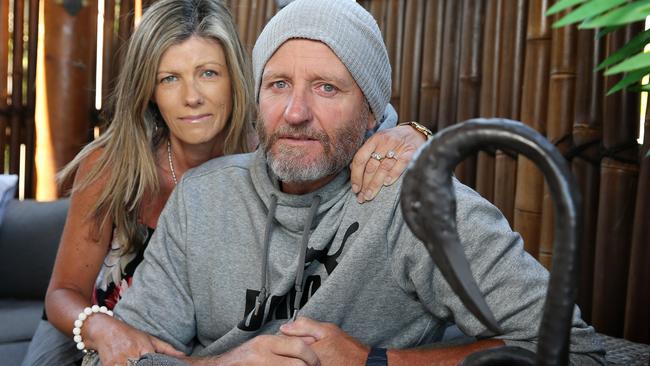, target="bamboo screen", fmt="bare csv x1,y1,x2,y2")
3,0,648,344
1,0,38,199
